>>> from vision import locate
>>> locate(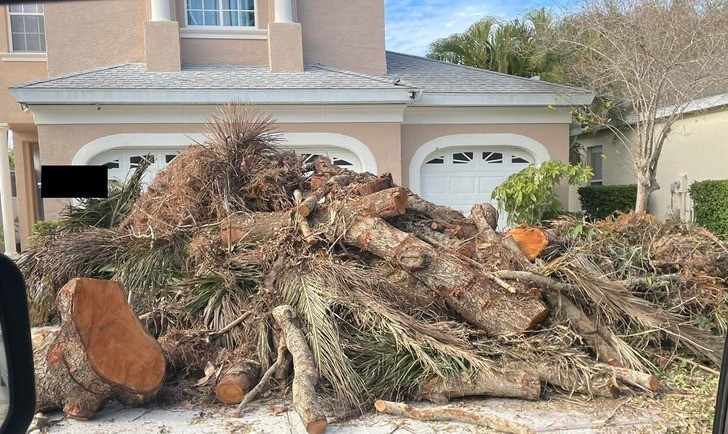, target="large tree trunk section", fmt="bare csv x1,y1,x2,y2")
375,400,535,434
337,189,548,335
419,368,541,404
273,305,328,434
32,278,165,420
506,362,619,398
214,360,261,404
